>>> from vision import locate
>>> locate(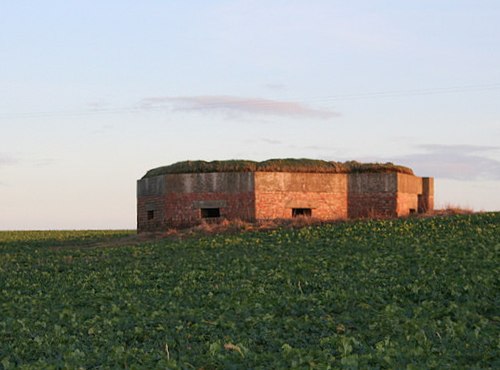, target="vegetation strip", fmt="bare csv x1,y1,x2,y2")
0,213,498,368
142,158,414,178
